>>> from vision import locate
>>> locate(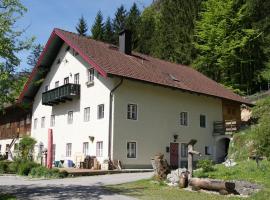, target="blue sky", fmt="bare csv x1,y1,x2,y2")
17,0,153,70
